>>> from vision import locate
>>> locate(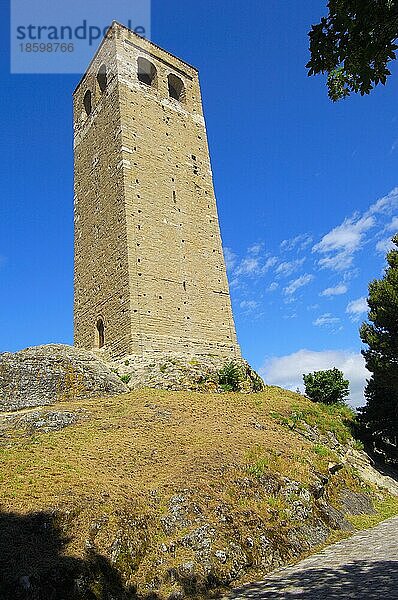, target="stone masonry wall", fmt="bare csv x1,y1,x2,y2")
73,34,132,357
73,23,240,359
